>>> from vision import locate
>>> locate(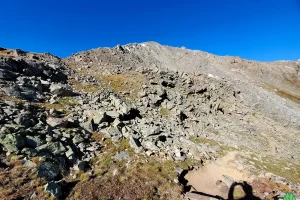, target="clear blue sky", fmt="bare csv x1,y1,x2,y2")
0,0,299,61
